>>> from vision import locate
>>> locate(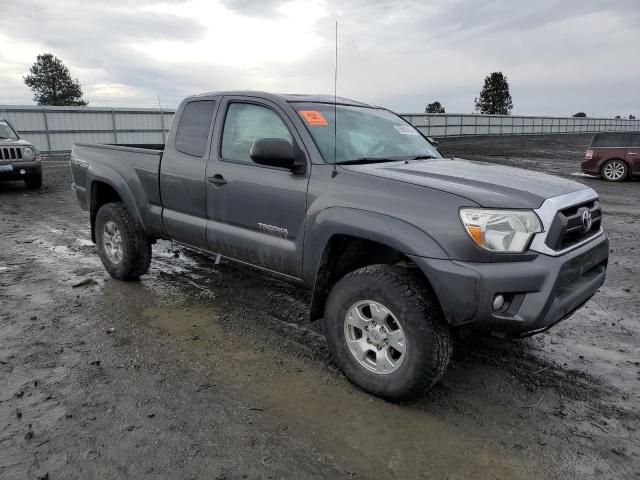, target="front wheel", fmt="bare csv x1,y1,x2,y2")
601,159,628,182
324,264,452,401
95,202,151,280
